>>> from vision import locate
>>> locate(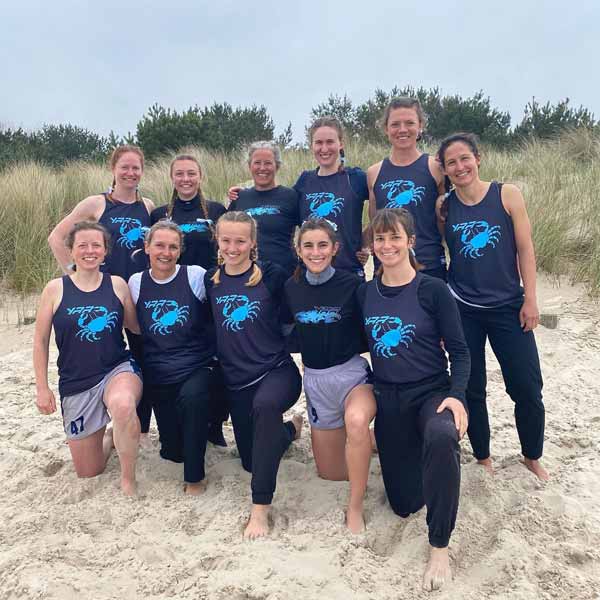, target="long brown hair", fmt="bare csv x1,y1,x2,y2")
366,208,422,275
106,145,145,203
211,211,262,287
